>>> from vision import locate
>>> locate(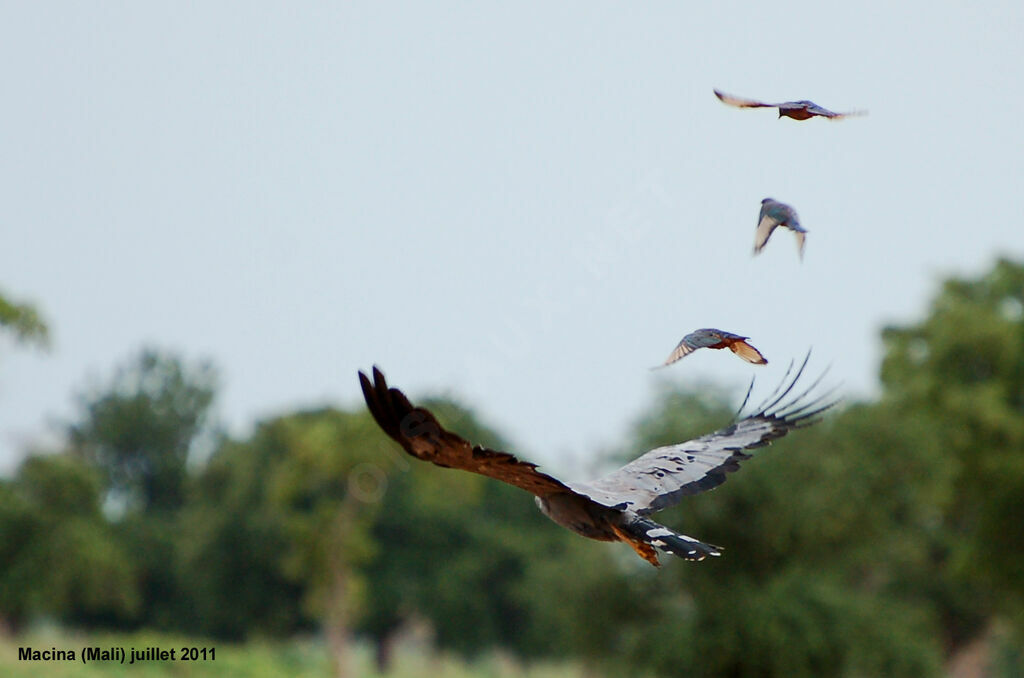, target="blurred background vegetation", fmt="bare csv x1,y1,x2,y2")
2,258,1023,677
